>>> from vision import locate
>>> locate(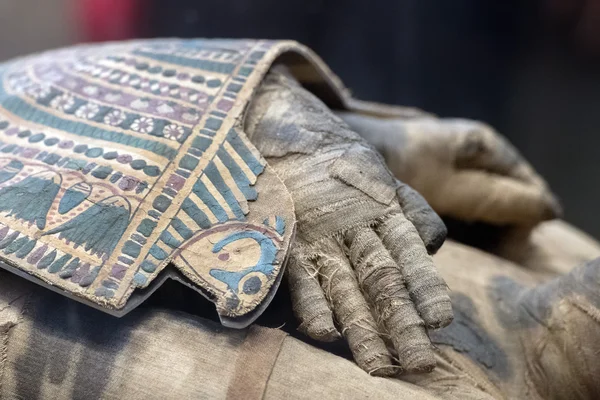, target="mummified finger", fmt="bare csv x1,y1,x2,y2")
315,238,396,376
436,171,561,225
346,228,436,373
452,120,548,188
287,246,340,342
395,180,447,255
377,212,453,330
